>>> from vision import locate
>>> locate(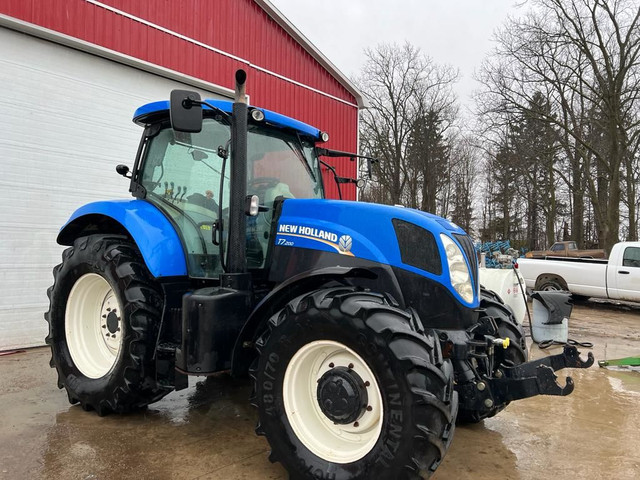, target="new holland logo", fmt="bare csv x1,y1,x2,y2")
276,223,355,256
338,235,353,253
